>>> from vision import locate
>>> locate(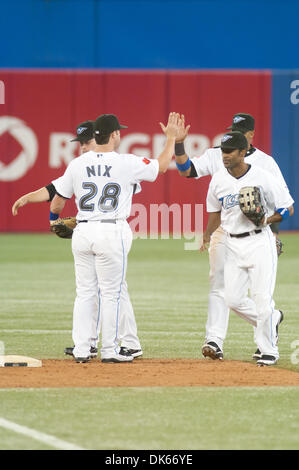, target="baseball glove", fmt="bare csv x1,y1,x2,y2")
50,216,77,239
276,237,283,256
239,186,266,226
